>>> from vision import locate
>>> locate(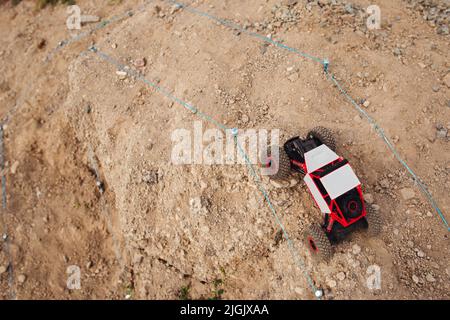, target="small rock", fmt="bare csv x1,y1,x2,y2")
0,265,6,274
327,279,337,288
364,193,374,204
116,70,127,80
393,47,402,56
432,85,440,92
111,43,118,49
443,73,450,88
399,188,415,200
412,275,419,284
344,3,354,15
270,179,289,188
289,178,298,187
282,0,298,6
416,250,425,258
37,38,46,49
170,4,181,14
17,274,26,284
436,125,448,139
134,58,147,68
363,100,371,108
336,272,346,281
10,161,19,174
380,179,389,188
133,253,144,265
288,72,299,82
437,25,449,35
392,135,400,143
425,274,435,282
352,244,361,255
